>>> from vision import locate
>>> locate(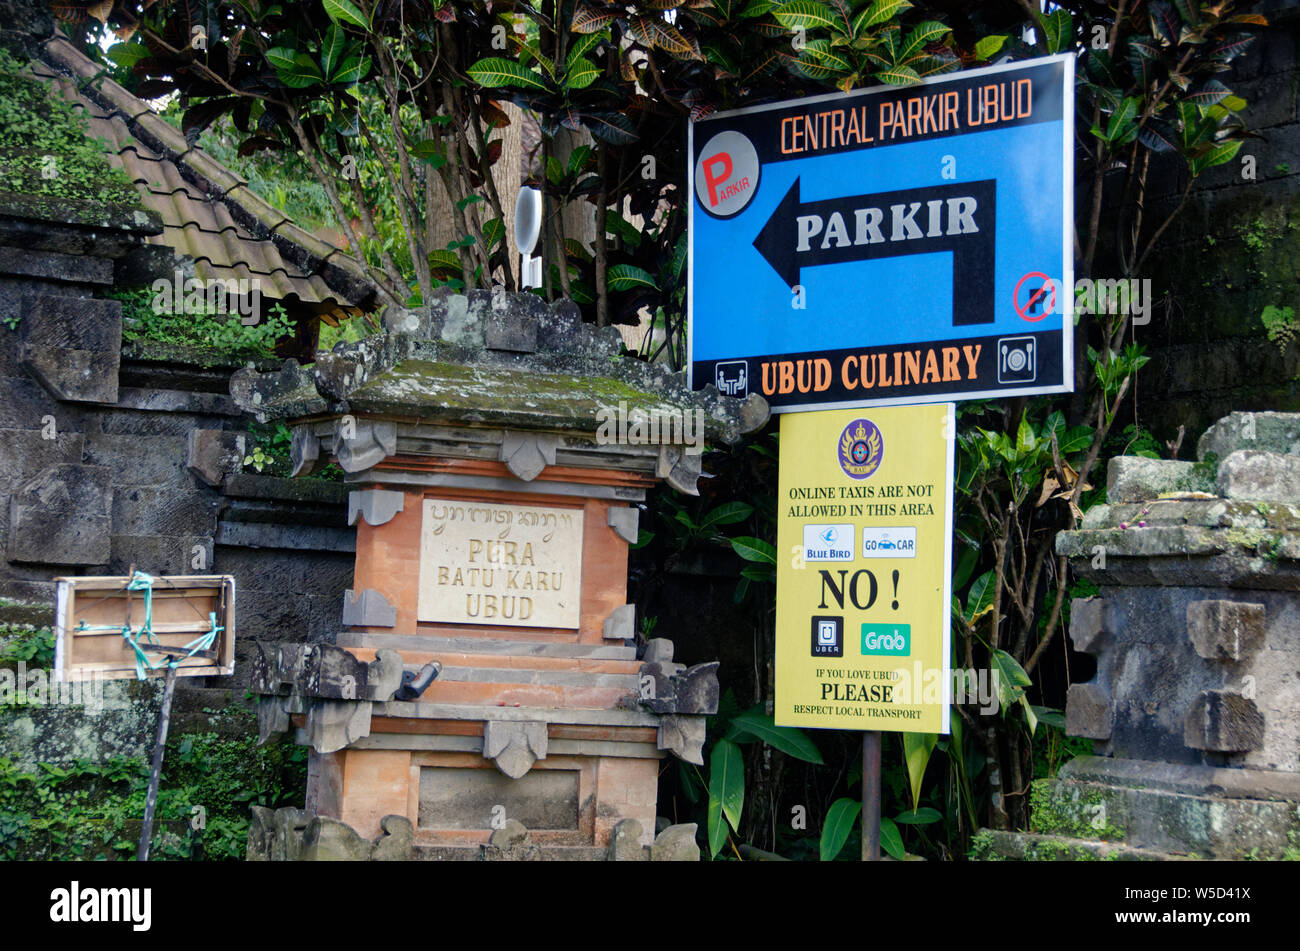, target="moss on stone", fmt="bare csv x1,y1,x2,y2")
1020,839,1103,861
349,358,706,432
121,337,282,370
1028,779,1126,841
0,48,143,222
